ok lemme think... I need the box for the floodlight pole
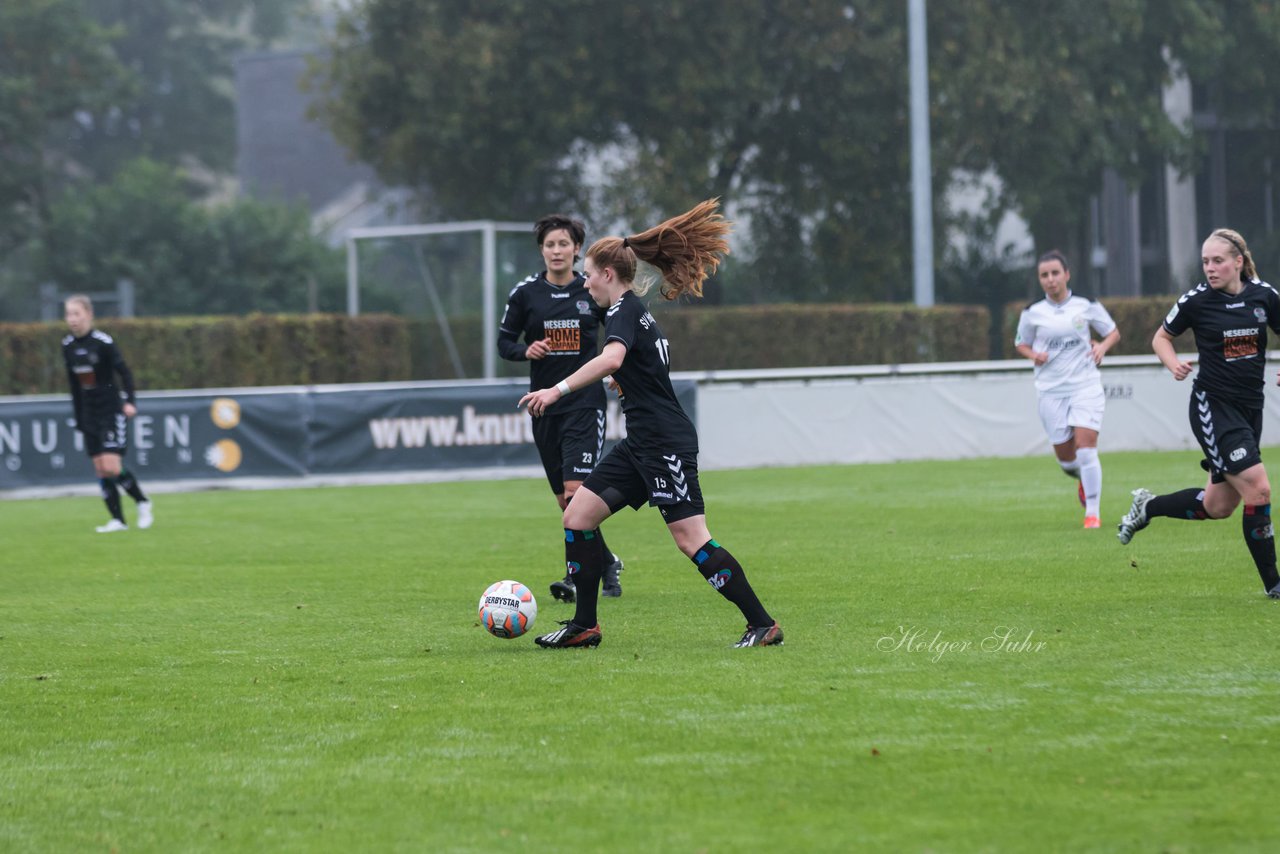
[909,0,935,307]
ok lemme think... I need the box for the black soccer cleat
[601,556,624,598]
[734,622,784,648]
[550,576,576,603]
[534,620,602,648]
[1267,584,1280,600]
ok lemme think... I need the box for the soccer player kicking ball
[519,199,782,649]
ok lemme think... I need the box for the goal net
[345,221,542,380]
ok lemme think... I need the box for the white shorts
[1037,385,1105,446]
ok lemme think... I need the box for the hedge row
[0,314,411,396]
[2,299,1179,396]
[403,303,993,380]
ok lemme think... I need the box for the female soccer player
[62,294,153,532]
[499,214,624,602]
[1118,229,1280,597]
[519,199,782,648]
[1015,250,1121,528]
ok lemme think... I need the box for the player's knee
[562,506,590,530]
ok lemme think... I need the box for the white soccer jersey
[1015,293,1117,395]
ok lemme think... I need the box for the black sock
[1242,504,1280,592]
[691,539,772,627]
[117,468,147,503]
[593,528,614,564]
[99,478,123,523]
[565,529,606,628]
[1146,488,1208,520]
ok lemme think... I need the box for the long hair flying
[586,199,732,301]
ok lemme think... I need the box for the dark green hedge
[0,314,411,395]
[5,301,1103,395]
[1000,296,1175,359]
[657,303,991,369]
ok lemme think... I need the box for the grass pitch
[3,449,1280,852]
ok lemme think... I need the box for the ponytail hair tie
[621,237,630,249]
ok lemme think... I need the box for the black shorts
[81,411,128,457]
[582,437,705,524]
[532,407,605,495]
[1189,388,1263,483]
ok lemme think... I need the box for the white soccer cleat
[1117,488,1154,545]
[95,519,128,533]
[137,501,154,530]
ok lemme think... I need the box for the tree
[315,0,927,302]
[317,0,1280,305]
[0,0,130,253]
[67,0,310,180]
[931,0,1280,275]
[38,158,344,316]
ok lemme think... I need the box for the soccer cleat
[549,576,576,603]
[1077,481,1086,508]
[734,622,784,648]
[1117,488,1155,545]
[95,519,128,533]
[534,620,602,648]
[1268,584,1280,600]
[1083,515,1101,529]
[602,556,624,598]
[136,501,154,530]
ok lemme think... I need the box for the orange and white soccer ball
[478,580,538,639]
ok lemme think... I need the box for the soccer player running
[62,294,153,533]
[1015,250,1121,529]
[499,214,624,603]
[1118,228,1280,598]
[519,199,783,649]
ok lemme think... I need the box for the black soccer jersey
[1163,279,1280,407]
[62,328,136,428]
[498,272,607,413]
[603,291,696,453]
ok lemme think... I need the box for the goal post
[345,221,534,379]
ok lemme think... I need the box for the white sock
[1077,447,1101,516]
[1059,458,1081,479]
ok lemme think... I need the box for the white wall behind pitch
[693,360,1280,470]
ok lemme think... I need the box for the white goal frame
[345,220,531,379]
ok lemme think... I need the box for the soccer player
[519,199,783,649]
[1015,250,1121,529]
[62,294,153,533]
[1118,228,1280,598]
[499,214,624,602]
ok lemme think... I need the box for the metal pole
[345,236,359,316]
[482,223,497,379]
[909,0,935,306]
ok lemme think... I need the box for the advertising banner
[0,381,697,491]
[0,392,309,489]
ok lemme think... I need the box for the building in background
[234,49,418,247]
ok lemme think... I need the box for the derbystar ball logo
[485,595,521,609]
[708,569,731,590]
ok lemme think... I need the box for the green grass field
[3,449,1280,852]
